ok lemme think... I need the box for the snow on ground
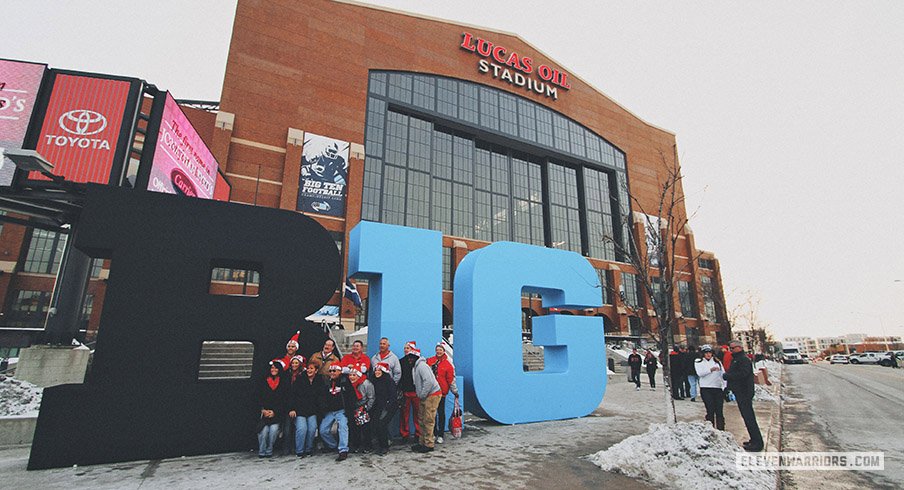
[753,384,777,403]
[587,421,775,490]
[0,376,43,417]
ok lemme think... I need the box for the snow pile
[753,384,777,403]
[587,421,774,490]
[0,375,43,417]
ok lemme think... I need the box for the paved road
[783,363,904,489]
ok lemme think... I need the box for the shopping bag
[450,398,463,438]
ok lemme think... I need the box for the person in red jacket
[426,342,459,444]
[340,340,371,375]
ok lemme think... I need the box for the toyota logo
[58,109,107,136]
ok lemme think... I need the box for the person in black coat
[288,362,324,457]
[643,350,658,389]
[723,341,763,451]
[370,361,399,455]
[258,360,287,457]
[627,349,643,390]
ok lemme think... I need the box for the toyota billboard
[146,92,220,199]
[32,72,140,184]
[0,59,46,186]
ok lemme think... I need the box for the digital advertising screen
[296,132,350,217]
[33,73,133,184]
[0,59,46,186]
[147,93,219,199]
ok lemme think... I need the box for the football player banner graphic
[296,133,349,217]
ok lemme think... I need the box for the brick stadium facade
[0,0,730,351]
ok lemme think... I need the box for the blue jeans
[294,414,318,454]
[319,409,348,453]
[258,422,280,456]
[687,375,698,399]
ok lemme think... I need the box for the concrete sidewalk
[0,371,780,489]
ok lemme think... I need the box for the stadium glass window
[209,266,261,297]
[621,272,640,308]
[363,71,628,260]
[8,290,52,328]
[442,247,452,291]
[23,229,67,275]
[595,268,612,305]
[701,275,718,321]
[678,280,697,318]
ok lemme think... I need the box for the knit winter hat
[290,355,306,366]
[269,359,286,370]
[348,368,362,377]
[376,362,390,373]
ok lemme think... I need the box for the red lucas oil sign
[460,32,571,100]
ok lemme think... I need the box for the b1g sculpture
[28,186,606,470]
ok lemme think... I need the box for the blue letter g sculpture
[455,242,607,424]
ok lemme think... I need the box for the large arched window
[362,71,630,261]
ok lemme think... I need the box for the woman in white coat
[695,345,726,430]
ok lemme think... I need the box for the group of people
[257,332,459,460]
[626,341,767,452]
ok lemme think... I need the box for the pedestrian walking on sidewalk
[669,346,685,400]
[628,348,643,390]
[723,341,763,452]
[686,345,700,401]
[695,345,725,430]
[644,350,658,389]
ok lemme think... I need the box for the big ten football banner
[296,133,349,217]
[0,59,46,185]
[147,92,219,199]
[32,73,136,184]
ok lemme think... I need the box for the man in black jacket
[723,341,763,451]
[627,348,643,391]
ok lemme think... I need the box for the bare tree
[728,289,774,354]
[601,148,701,424]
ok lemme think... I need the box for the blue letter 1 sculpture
[455,241,607,424]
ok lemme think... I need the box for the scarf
[379,351,391,360]
[290,369,301,383]
[351,376,366,400]
[266,376,280,391]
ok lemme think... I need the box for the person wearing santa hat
[411,347,443,453]
[280,331,301,371]
[282,354,306,454]
[427,342,459,444]
[343,367,374,454]
[370,337,402,384]
[289,361,323,457]
[340,340,371,376]
[369,361,397,455]
[398,341,421,441]
[257,359,287,458]
[319,363,350,461]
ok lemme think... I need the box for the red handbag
[450,398,463,438]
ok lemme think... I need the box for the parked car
[878,352,898,367]
[849,352,883,364]
[829,354,849,364]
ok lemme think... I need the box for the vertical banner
[147,93,219,199]
[296,133,349,217]
[32,74,132,184]
[0,60,46,185]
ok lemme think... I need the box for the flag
[344,278,362,307]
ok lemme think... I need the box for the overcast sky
[4,1,903,340]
